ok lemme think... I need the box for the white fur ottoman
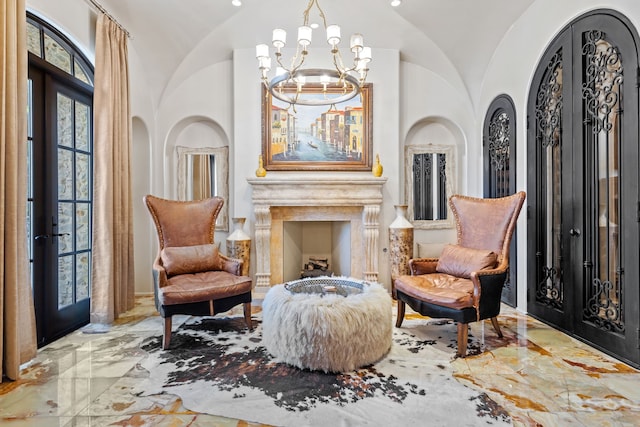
[262,277,392,373]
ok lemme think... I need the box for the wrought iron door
[483,95,517,306]
[527,10,639,366]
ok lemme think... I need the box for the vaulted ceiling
[98,0,536,104]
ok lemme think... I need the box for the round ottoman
[262,277,392,373]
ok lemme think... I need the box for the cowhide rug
[134,311,512,426]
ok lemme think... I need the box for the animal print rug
[134,311,512,426]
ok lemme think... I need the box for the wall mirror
[177,146,229,231]
[405,144,456,229]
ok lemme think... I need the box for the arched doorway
[27,13,94,345]
[483,94,517,306]
[527,9,640,366]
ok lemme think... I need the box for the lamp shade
[350,33,364,52]
[258,57,271,71]
[272,29,286,48]
[298,26,312,47]
[326,25,341,46]
[256,44,269,59]
[360,46,372,62]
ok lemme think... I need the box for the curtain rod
[84,0,132,39]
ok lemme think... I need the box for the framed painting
[261,83,372,171]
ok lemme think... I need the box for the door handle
[34,234,49,240]
[569,228,581,236]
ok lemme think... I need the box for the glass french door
[483,95,517,306]
[527,10,640,367]
[28,64,93,346]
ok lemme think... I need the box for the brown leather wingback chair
[144,195,253,349]
[394,191,525,357]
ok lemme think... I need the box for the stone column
[362,204,380,282]
[253,205,271,287]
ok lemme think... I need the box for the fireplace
[247,174,387,290]
[284,221,350,280]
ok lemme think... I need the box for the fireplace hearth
[248,174,387,291]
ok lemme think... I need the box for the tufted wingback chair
[144,195,253,349]
[394,191,525,357]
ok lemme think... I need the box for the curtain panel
[193,155,212,200]
[90,14,135,324]
[0,0,37,381]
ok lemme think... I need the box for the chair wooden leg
[244,302,253,330]
[395,300,406,327]
[456,323,468,357]
[490,316,503,338]
[163,316,172,350]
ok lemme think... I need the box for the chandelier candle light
[256,0,371,107]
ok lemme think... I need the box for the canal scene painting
[261,83,372,171]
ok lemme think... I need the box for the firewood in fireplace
[301,256,332,278]
[307,256,329,269]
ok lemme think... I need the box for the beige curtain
[192,155,212,200]
[0,0,37,381]
[90,14,134,324]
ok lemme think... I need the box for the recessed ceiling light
[310,23,319,29]
[390,0,402,7]
[232,0,242,6]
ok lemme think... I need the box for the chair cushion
[161,244,220,276]
[394,273,474,310]
[160,271,252,306]
[435,244,497,279]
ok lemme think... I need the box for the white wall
[27,0,640,309]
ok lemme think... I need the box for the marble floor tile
[1,296,639,426]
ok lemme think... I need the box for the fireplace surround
[247,174,387,290]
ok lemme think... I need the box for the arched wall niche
[404,117,467,196]
[164,116,230,231]
[402,116,466,254]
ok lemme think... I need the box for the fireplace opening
[282,221,351,282]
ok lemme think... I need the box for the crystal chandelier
[255,0,372,107]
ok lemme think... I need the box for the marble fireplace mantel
[247,174,388,289]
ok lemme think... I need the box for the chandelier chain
[303,0,328,29]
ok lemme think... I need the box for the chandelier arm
[274,45,307,80]
[359,69,369,85]
[332,49,362,76]
[332,51,347,74]
[291,49,307,76]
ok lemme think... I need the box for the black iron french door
[28,61,93,346]
[483,95,517,306]
[527,10,640,367]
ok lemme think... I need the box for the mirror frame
[176,146,229,231]
[404,144,456,230]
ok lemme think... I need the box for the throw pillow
[161,243,220,276]
[435,244,497,278]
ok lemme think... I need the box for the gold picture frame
[261,83,372,171]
